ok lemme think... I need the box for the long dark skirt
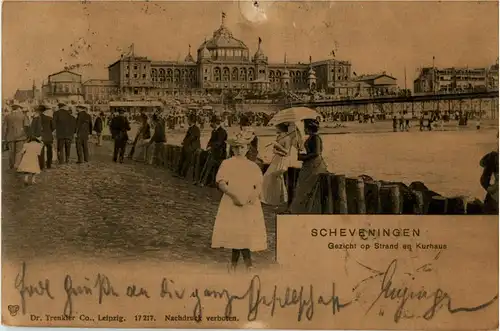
[483,194,499,214]
[289,156,328,214]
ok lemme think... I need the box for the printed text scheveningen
[311,228,420,238]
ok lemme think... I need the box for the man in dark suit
[30,104,55,169]
[75,104,93,163]
[148,114,166,165]
[53,102,76,164]
[177,114,201,178]
[109,108,131,163]
[93,112,104,146]
[198,115,227,187]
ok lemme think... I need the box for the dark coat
[150,120,166,143]
[76,111,93,138]
[30,114,54,143]
[207,126,227,161]
[53,109,76,139]
[480,151,499,214]
[41,114,55,143]
[182,124,201,152]
[110,115,131,141]
[93,117,103,133]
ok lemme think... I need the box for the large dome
[198,21,248,51]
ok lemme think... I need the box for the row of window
[151,68,196,77]
[126,64,147,71]
[50,84,81,94]
[269,78,309,84]
[85,86,119,93]
[124,71,347,83]
[125,73,147,79]
[198,49,250,59]
[438,76,488,81]
[153,78,197,83]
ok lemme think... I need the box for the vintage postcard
[1,0,499,329]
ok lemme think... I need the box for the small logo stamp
[8,305,20,317]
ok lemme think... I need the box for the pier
[297,91,499,119]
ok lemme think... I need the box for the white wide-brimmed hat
[227,131,254,147]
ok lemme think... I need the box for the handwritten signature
[356,254,499,322]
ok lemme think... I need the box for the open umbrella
[267,106,321,126]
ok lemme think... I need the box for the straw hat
[11,103,23,111]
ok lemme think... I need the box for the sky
[2,1,498,97]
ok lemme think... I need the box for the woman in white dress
[261,123,294,206]
[17,137,43,184]
[211,134,267,272]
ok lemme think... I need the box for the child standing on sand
[17,136,43,184]
[211,133,267,272]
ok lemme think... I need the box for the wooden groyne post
[154,143,487,215]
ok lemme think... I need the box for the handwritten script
[13,259,498,324]
[15,262,351,322]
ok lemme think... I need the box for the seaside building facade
[34,14,363,104]
[413,64,499,94]
[41,70,85,102]
[103,14,356,100]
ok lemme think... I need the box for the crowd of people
[105,107,331,271]
[3,99,497,272]
[2,102,99,183]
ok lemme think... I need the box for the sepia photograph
[1,1,498,329]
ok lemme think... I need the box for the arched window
[248,68,254,81]
[222,67,230,81]
[159,69,166,82]
[269,70,275,83]
[232,68,238,81]
[214,67,221,81]
[151,69,158,81]
[239,68,247,81]
[174,69,180,82]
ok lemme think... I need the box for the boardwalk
[1,142,277,268]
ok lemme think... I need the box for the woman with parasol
[266,107,327,213]
[288,118,328,213]
[260,122,299,207]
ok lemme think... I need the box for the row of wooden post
[150,143,484,215]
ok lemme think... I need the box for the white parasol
[267,106,322,126]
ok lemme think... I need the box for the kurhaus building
[35,14,397,104]
[105,14,353,99]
